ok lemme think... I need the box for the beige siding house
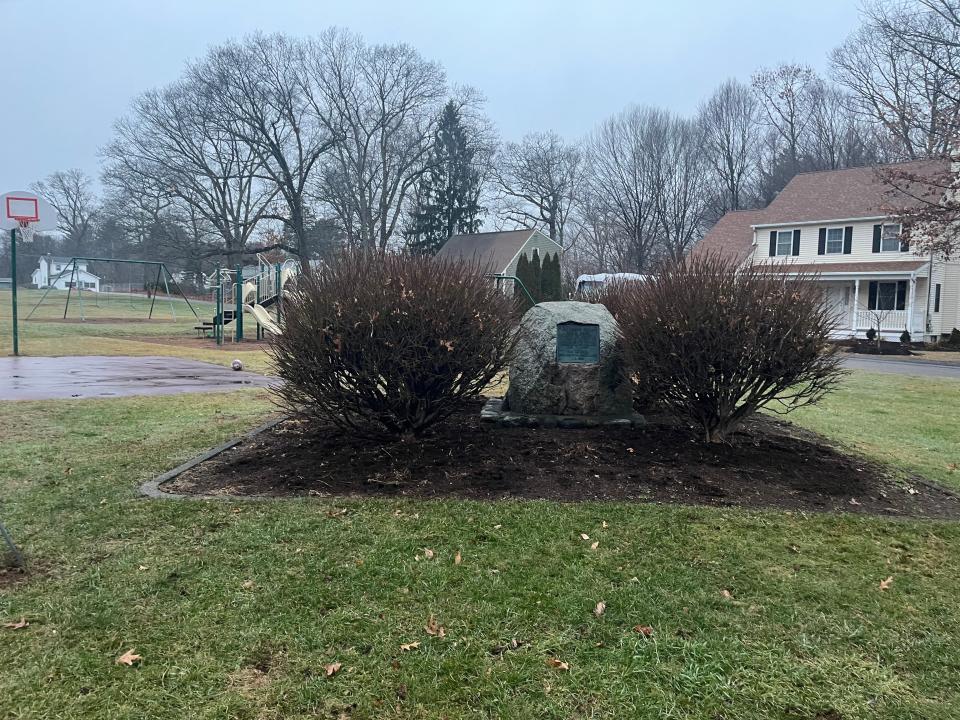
[695,160,954,341]
[436,228,561,285]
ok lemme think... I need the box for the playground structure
[205,254,299,344]
[24,257,202,323]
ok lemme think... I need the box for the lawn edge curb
[140,416,285,501]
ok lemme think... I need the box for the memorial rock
[503,301,632,417]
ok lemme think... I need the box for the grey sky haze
[2,0,861,194]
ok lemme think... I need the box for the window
[54,264,61,272]
[868,280,906,311]
[776,230,794,256]
[935,283,942,313]
[825,227,844,254]
[881,223,901,252]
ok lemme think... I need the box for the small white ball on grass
[231,359,244,371]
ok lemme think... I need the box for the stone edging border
[139,416,285,501]
[480,397,645,429]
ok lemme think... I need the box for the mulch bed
[164,402,960,519]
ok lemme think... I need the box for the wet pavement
[0,356,274,401]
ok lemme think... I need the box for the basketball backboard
[0,190,56,231]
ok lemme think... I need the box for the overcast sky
[2,0,861,194]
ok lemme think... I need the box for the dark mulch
[843,340,915,356]
[164,402,960,519]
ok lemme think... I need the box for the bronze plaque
[556,322,600,364]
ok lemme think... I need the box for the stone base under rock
[481,397,645,429]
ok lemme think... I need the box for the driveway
[0,355,274,401]
[843,355,960,379]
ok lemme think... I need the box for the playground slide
[244,303,282,334]
[242,280,257,303]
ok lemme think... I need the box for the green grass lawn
[0,288,276,373]
[2,376,960,719]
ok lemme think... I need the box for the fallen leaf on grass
[593,601,606,617]
[720,589,733,600]
[324,662,342,677]
[454,551,462,565]
[489,638,526,656]
[545,657,569,671]
[423,548,435,560]
[493,524,502,530]
[602,521,609,528]
[424,614,446,638]
[879,576,894,591]
[115,649,142,666]
[633,625,654,636]
[3,617,28,630]
[399,641,420,652]
[590,541,599,551]
[580,533,590,541]
[242,580,256,590]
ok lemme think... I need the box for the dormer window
[881,223,901,252]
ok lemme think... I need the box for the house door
[822,285,849,325]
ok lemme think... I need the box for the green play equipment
[208,254,297,345]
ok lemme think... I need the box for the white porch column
[851,279,860,337]
[907,276,917,335]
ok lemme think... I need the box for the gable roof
[691,159,948,262]
[437,229,557,272]
[690,209,767,263]
[757,159,947,225]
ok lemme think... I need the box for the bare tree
[103,75,276,267]
[32,169,98,255]
[307,28,448,251]
[698,79,761,213]
[654,117,711,261]
[832,5,959,159]
[496,131,583,246]
[752,63,819,175]
[585,107,664,271]
[196,33,338,262]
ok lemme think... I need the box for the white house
[31,256,100,292]
[694,160,954,342]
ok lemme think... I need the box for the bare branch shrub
[598,253,845,442]
[269,250,519,439]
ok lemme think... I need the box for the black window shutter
[843,226,853,254]
[896,281,907,310]
[900,233,909,252]
[769,231,777,257]
[792,229,801,256]
[868,281,878,310]
[935,284,942,312]
[817,228,826,255]
[872,224,882,253]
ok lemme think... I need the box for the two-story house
[694,160,952,342]
[31,255,101,292]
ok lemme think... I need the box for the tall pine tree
[406,101,483,255]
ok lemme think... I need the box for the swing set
[24,257,201,323]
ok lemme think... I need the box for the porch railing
[853,309,925,333]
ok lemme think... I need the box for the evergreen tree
[529,249,543,303]
[405,101,484,255]
[514,252,533,306]
[540,252,562,301]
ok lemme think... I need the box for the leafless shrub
[269,250,519,439]
[598,253,845,442]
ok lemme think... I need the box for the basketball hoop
[2,190,54,357]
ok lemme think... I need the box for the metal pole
[75,260,85,321]
[274,262,282,323]
[148,265,161,319]
[10,229,18,356]
[215,266,222,346]
[63,261,74,319]
[162,263,200,320]
[162,269,176,321]
[235,263,243,342]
